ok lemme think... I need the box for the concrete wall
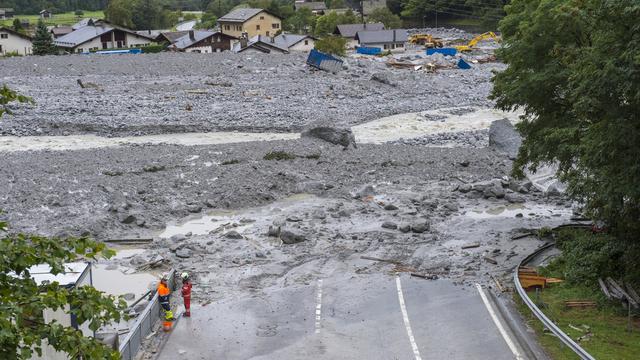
[220,11,281,38]
[289,38,315,52]
[0,30,32,55]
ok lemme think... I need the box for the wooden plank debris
[565,300,597,309]
[462,243,481,249]
[360,256,402,265]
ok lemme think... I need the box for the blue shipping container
[426,48,457,56]
[306,49,344,73]
[356,46,382,55]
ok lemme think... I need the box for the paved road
[158,274,523,360]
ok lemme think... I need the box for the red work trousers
[183,296,191,316]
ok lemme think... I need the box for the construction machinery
[454,31,500,52]
[408,34,444,48]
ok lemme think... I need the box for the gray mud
[0,52,501,137]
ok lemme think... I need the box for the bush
[142,44,166,53]
[554,229,624,285]
[1,51,22,58]
[264,151,296,161]
[221,159,239,165]
[314,36,346,57]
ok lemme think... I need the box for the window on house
[225,25,230,30]
[260,16,264,20]
[272,23,279,29]
[0,33,8,39]
[304,40,308,45]
[384,44,388,49]
[256,25,260,30]
[266,31,270,36]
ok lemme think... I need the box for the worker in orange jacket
[158,274,174,320]
[180,272,192,317]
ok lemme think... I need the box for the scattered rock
[352,185,376,199]
[123,293,136,301]
[186,204,202,213]
[399,224,411,233]
[505,193,525,203]
[143,164,165,173]
[267,226,281,237]
[381,221,398,230]
[225,230,243,239]
[118,213,137,224]
[384,204,399,211]
[170,234,186,242]
[411,221,430,233]
[489,119,522,159]
[371,72,396,87]
[175,248,192,258]
[302,126,357,149]
[280,230,306,244]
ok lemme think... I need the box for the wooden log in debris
[512,232,535,240]
[565,300,597,309]
[623,283,640,305]
[483,256,498,265]
[410,272,438,280]
[462,243,481,249]
[606,277,639,308]
[598,278,612,300]
[105,238,153,244]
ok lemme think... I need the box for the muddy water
[92,264,157,304]
[352,107,522,144]
[0,107,519,152]
[464,203,573,220]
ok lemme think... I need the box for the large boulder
[280,230,306,244]
[489,119,522,159]
[302,126,357,149]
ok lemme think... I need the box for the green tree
[197,11,218,29]
[491,0,640,239]
[287,8,316,33]
[75,10,84,16]
[32,19,57,56]
[12,18,23,33]
[368,7,402,29]
[0,86,32,118]
[205,0,234,18]
[132,0,166,29]
[314,35,346,56]
[0,220,128,359]
[105,0,134,29]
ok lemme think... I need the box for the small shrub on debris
[264,151,296,161]
[221,159,240,165]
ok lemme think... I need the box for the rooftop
[334,23,385,38]
[28,262,90,288]
[219,8,279,22]
[172,30,215,50]
[355,29,408,44]
[54,23,114,47]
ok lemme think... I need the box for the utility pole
[435,0,438,29]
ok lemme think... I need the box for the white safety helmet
[181,272,189,281]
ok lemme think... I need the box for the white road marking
[475,283,525,360]
[315,279,323,334]
[396,276,423,360]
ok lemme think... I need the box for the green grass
[1,11,105,27]
[263,151,296,161]
[515,271,640,359]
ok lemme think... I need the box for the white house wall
[186,45,212,53]
[289,39,315,52]
[0,31,32,55]
[69,32,153,53]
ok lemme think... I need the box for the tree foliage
[0,86,32,117]
[314,35,346,56]
[314,10,356,36]
[0,220,128,360]
[104,0,134,28]
[11,18,23,32]
[368,7,402,29]
[492,0,640,240]
[32,19,58,56]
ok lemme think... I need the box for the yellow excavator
[454,31,500,52]
[408,34,444,48]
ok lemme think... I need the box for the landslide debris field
[0,51,500,137]
[1,39,577,356]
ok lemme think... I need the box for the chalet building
[40,9,52,19]
[334,23,384,49]
[54,20,156,53]
[50,25,73,39]
[294,1,327,15]
[218,8,282,38]
[0,26,32,56]
[355,29,408,52]
[232,33,316,54]
[0,7,15,20]
[169,30,237,53]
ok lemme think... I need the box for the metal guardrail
[514,243,596,360]
[119,269,176,360]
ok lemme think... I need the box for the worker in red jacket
[180,272,192,317]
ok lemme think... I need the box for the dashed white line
[396,276,423,360]
[475,283,525,360]
[315,279,323,334]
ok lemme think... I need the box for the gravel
[0,52,502,137]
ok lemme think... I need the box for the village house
[233,33,316,54]
[0,7,14,20]
[169,30,237,53]
[355,28,408,52]
[218,8,282,38]
[54,19,156,53]
[157,31,191,45]
[294,1,327,15]
[40,9,52,19]
[334,23,384,49]
[0,26,32,56]
[50,25,73,39]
